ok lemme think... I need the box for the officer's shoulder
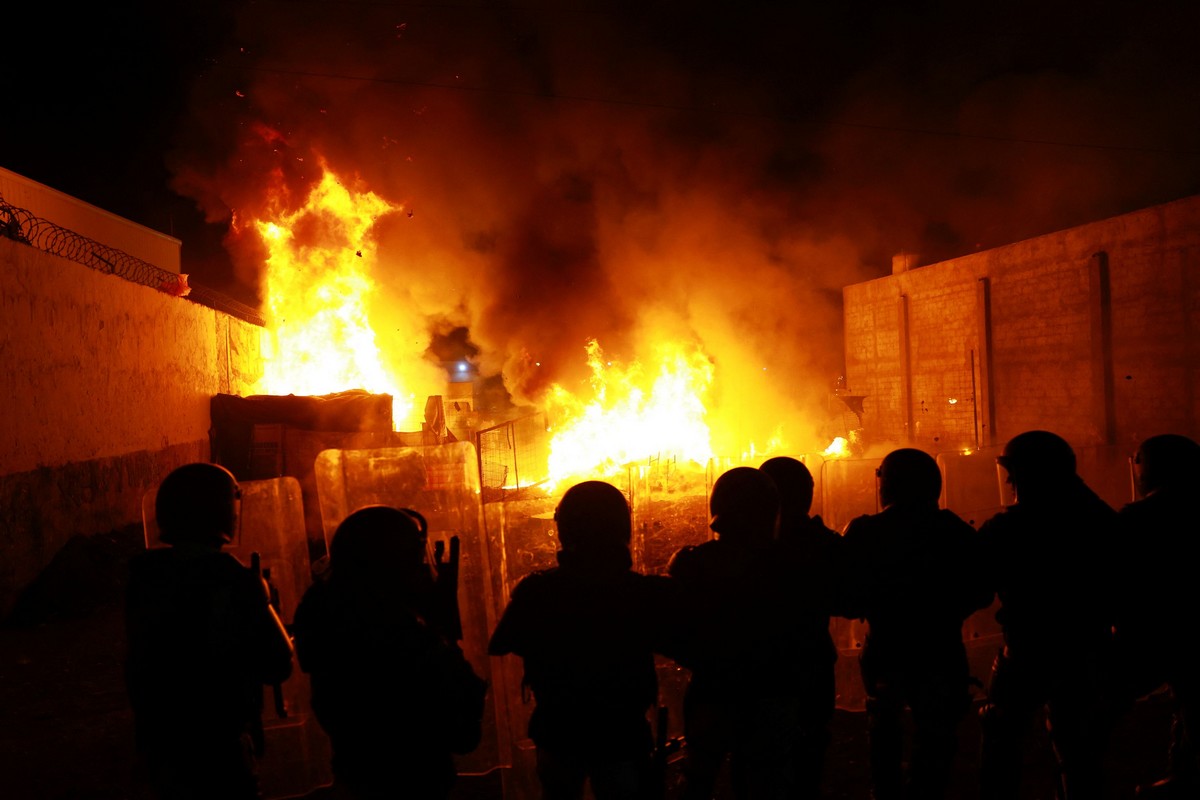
[634,568,677,587]
[666,542,711,573]
[841,512,877,538]
[977,506,1020,533]
[511,566,561,593]
[128,546,167,569]
[218,550,252,569]
[809,514,841,538]
[629,570,677,599]
[670,542,708,559]
[937,507,979,530]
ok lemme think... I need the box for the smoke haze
[7,1,1200,450]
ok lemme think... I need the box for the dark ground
[0,530,1178,800]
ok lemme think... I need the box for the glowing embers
[254,169,415,427]
[544,339,716,488]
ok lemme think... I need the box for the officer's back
[125,462,294,800]
[489,480,676,799]
[842,449,991,663]
[667,467,783,694]
[980,431,1118,658]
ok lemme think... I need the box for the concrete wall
[0,235,263,617]
[843,194,1200,500]
[0,166,181,273]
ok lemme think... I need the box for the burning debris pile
[235,163,852,488]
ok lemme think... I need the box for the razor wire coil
[1,194,264,326]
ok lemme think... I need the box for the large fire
[253,170,419,426]
[248,164,844,482]
[543,339,715,489]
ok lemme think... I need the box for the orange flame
[823,436,852,459]
[244,164,832,464]
[252,170,416,426]
[544,339,715,488]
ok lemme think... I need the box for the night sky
[6,1,1200,442]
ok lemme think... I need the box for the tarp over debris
[210,391,394,481]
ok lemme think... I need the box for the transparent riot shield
[1075,443,1138,509]
[140,476,310,619]
[936,447,1006,529]
[310,441,510,779]
[934,449,1005,693]
[818,456,881,535]
[629,457,714,783]
[817,455,881,712]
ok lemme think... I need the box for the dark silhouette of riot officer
[667,466,795,800]
[488,480,678,800]
[124,462,295,800]
[758,455,849,799]
[840,448,993,800]
[978,430,1120,800]
[291,505,486,800]
[1115,433,1200,799]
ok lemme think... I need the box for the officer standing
[124,462,295,800]
[1115,434,1200,798]
[841,448,993,800]
[292,505,487,800]
[978,430,1120,800]
[667,466,793,800]
[488,481,678,800]
[758,456,849,800]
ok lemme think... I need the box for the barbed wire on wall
[0,194,265,327]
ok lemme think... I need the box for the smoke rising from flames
[163,3,1200,456]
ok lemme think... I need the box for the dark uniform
[489,481,677,800]
[668,466,793,800]
[759,456,850,799]
[978,430,1120,800]
[841,448,993,800]
[1114,433,1200,798]
[292,505,487,800]
[124,463,295,800]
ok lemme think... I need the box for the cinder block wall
[0,236,263,617]
[844,194,1200,483]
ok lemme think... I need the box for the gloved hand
[432,535,463,642]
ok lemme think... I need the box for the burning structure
[5,4,1200,795]
[5,159,1199,795]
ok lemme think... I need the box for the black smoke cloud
[11,2,1197,450]
[164,2,1200,447]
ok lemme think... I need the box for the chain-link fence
[475,412,551,500]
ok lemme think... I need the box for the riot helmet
[877,448,942,509]
[554,480,632,552]
[997,430,1076,501]
[709,466,780,546]
[155,462,240,547]
[759,456,815,526]
[1132,433,1200,497]
[328,504,435,595]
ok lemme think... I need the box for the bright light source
[457,361,468,373]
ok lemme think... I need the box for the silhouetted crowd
[122,430,1200,800]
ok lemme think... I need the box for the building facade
[842,193,1200,505]
[0,170,264,618]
